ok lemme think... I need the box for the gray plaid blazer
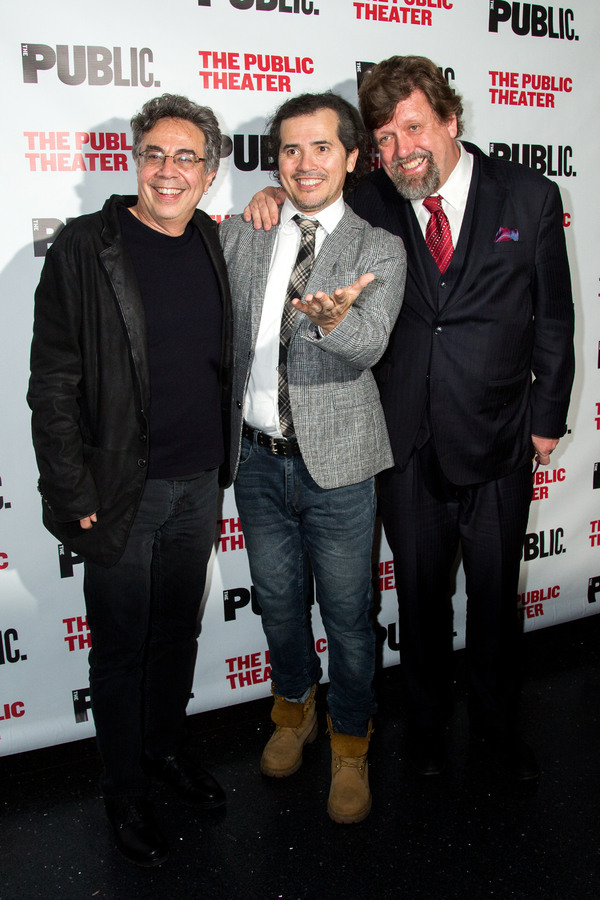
[220,204,406,489]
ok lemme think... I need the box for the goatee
[390,151,441,201]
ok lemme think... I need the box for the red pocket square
[495,227,519,242]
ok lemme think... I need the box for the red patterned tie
[423,195,453,274]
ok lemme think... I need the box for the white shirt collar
[411,141,473,215]
[280,193,345,235]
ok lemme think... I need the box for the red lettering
[11,702,25,718]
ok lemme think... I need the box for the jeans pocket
[237,435,254,467]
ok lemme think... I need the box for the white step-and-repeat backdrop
[1,1,598,755]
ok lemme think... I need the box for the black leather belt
[242,423,301,457]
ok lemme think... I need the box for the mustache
[390,150,433,171]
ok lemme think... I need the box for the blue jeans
[234,435,377,736]
[83,470,218,797]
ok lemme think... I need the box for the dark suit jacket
[348,142,575,485]
[28,194,233,567]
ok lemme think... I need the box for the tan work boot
[327,714,373,824]
[260,684,318,777]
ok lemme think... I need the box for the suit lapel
[284,208,357,340]
[442,152,508,311]
[396,199,440,314]
[100,236,151,410]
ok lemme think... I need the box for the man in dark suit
[244,56,574,781]
[350,55,574,780]
[28,95,232,865]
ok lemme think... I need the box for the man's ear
[346,147,360,173]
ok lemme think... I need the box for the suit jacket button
[435,326,443,334]
[137,458,146,467]
[440,281,447,289]
[236,400,242,409]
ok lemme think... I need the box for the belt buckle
[273,437,287,457]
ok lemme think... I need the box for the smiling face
[278,109,359,215]
[373,89,460,200]
[132,117,216,236]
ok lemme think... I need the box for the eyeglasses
[139,150,205,170]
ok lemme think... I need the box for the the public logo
[0,629,26,664]
[0,477,12,511]
[489,3,578,40]
[522,528,565,561]
[72,688,92,723]
[22,44,159,87]
[489,143,575,177]
[198,51,313,93]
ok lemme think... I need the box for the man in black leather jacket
[28,94,233,867]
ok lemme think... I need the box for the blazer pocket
[487,369,529,387]
[490,240,532,253]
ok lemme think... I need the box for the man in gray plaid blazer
[220,92,406,824]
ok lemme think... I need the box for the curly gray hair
[130,94,222,174]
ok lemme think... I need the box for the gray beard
[390,151,441,201]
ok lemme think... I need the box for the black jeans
[83,471,219,797]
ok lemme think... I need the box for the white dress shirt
[243,194,346,436]
[411,142,474,247]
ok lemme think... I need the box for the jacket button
[435,326,443,334]
[137,458,146,467]
[236,400,242,409]
[139,434,147,442]
[440,281,447,289]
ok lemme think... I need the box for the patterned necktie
[278,215,320,437]
[422,195,453,274]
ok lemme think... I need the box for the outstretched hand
[292,273,375,335]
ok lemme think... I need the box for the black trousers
[83,470,219,797]
[379,439,532,733]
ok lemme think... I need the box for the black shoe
[471,729,540,781]
[104,796,169,867]
[144,753,226,808]
[407,726,447,775]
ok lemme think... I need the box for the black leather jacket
[28,194,233,567]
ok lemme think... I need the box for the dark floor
[2,614,600,900]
